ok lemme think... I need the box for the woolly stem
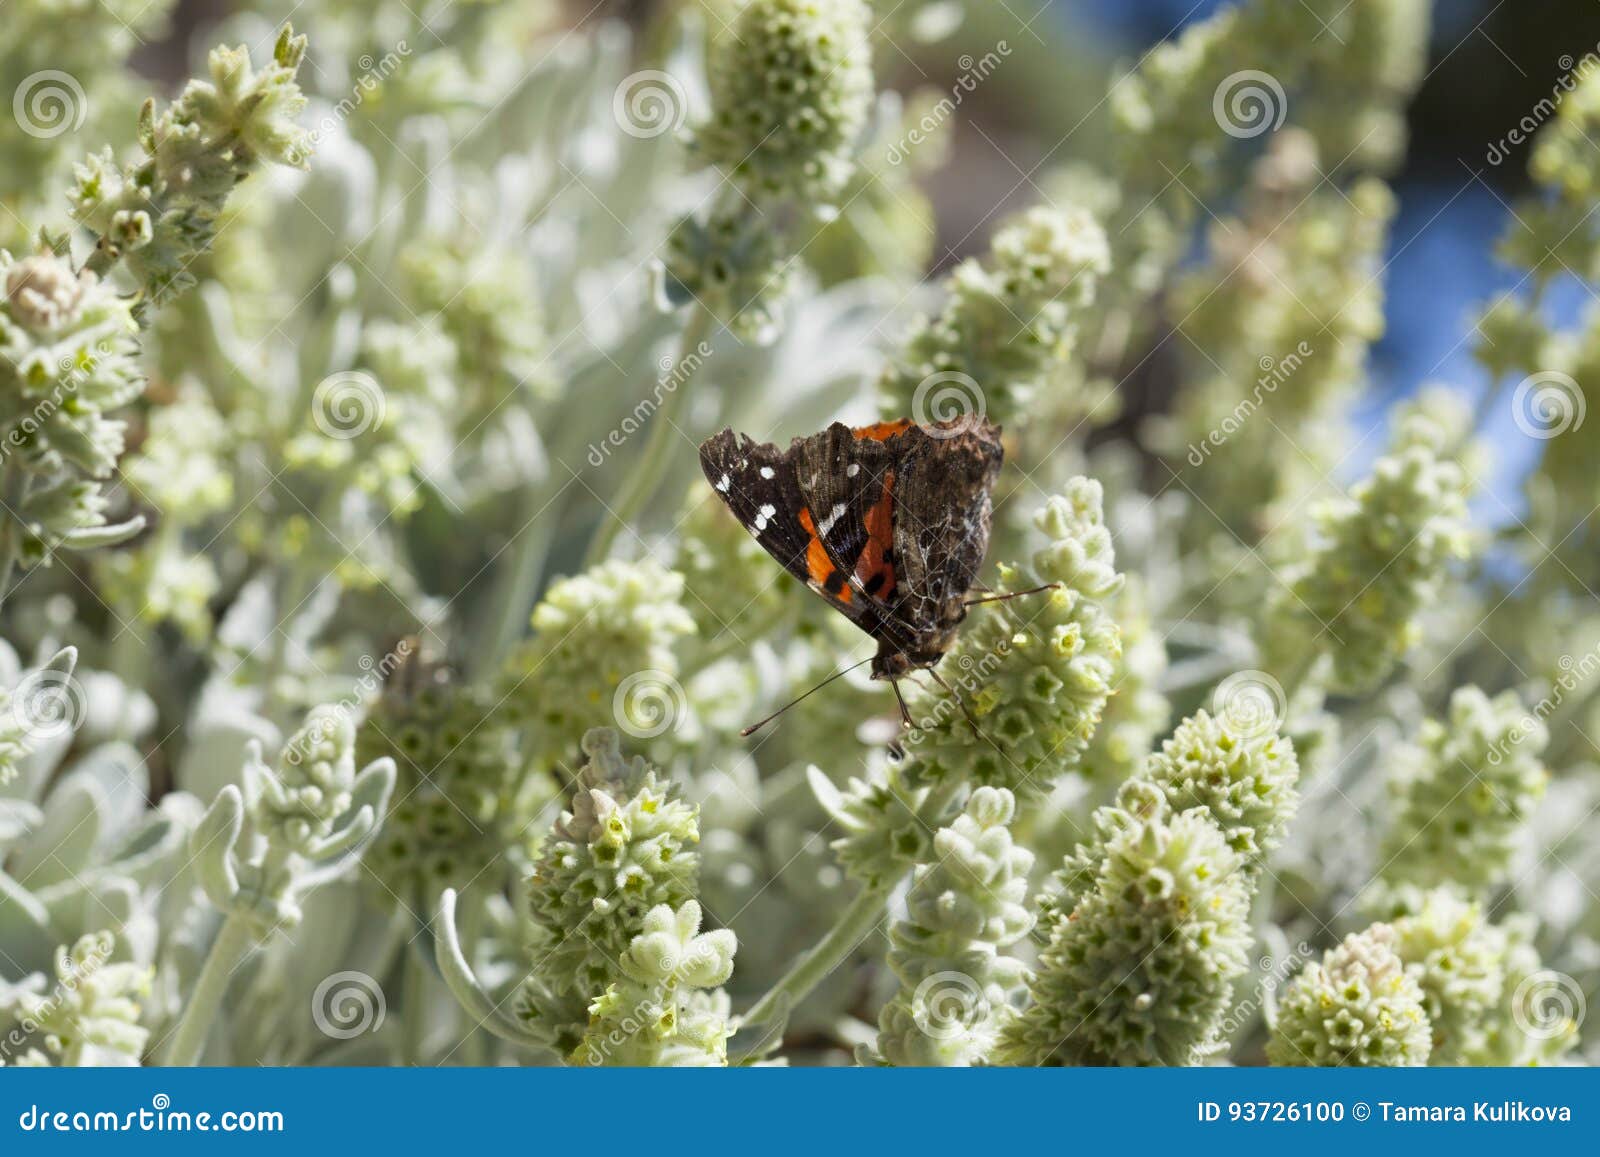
[734,778,962,1059]
[164,914,256,1066]
[582,305,714,569]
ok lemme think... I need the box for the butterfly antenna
[740,657,875,737]
[964,582,1061,607]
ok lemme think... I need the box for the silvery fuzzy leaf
[0,872,55,977]
[0,798,43,842]
[175,688,280,804]
[7,773,104,889]
[77,671,158,746]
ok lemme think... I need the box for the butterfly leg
[890,677,919,730]
[963,582,1061,607]
[927,666,985,737]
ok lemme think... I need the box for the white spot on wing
[755,503,776,531]
[759,466,775,479]
[715,473,731,492]
[817,502,847,537]
[846,463,860,478]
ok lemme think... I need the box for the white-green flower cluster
[1265,409,1472,693]
[503,559,696,765]
[570,900,737,1067]
[1380,687,1548,897]
[694,0,874,205]
[995,784,1251,1065]
[356,667,543,909]
[867,787,1034,1066]
[0,931,151,1067]
[518,729,702,1055]
[665,0,874,339]
[0,249,143,568]
[660,210,796,343]
[1141,708,1301,871]
[190,705,396,933]
[879,206,1109,426]
[1267,923,1432,1066]
[69,27,312,303]
[1389,890,1578,1066]
[901,478,1122,798]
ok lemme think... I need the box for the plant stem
[402,947,428,1065]
[734,780,962,1059]
[582,306,714,569]
[164,914,256,1066]
[737,879,890,1043]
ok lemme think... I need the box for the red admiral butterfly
[699,415,1050,735]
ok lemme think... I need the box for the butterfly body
[698,415,1003,682]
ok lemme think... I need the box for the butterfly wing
[698,428,874,630]
[886,417,1003,634]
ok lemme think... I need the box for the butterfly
[699,415,1049,735]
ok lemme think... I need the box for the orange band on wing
[851,419,913,442]
[798,506,853,603]
[854,470,896,599]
